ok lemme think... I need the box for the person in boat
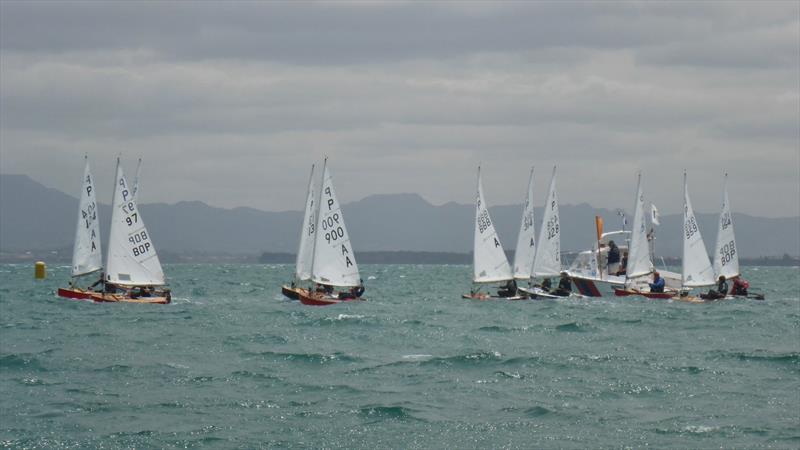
[497,279,518,298]
[89,273,105,291]
[353,280,365,298]
[704,275,729,300]
[607,241,621,275]
[616,251,628,276]
[539,278,552,293]
[731,277,749,296]
[553,272,572,296]
[648,271,665,293]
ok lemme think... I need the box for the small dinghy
[299,158,365,306]
[463,167,522,300]
[57,156,105,300]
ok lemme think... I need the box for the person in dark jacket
[607,241,621,275]
[553,272,572,297]
[539,278,552,293]
[497,279,518,297]
[703,275,728,300]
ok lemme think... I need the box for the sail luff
[294,164,316,281]
[681,172,715,287]
[131,158,142,204]
[472,166,513,283]
[532,166,562,278]
[513,166,537,280]
[71,156,103,277]
[625,172,653,280]
[713,173,740,279]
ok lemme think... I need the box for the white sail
[131,158,142,204]
[71,157,103,277]
[473,167,513,283]
[713,173,740,279]
[532,166,562,278]
[625,173,653,280]
[513,167,537,280]
[311,160,360,287]
[106,159,165,286]
[681,172,714,287]
[295,164,316,281]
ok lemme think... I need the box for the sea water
[1,264,798,448]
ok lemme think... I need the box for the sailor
[649,271,665,293]
[554,271,572,296]
[616,251,628,275]
[497,279,517,298]
[704,275,728,300]
[607,241,621,275]
[539,278,552,293]
[731,277,749,296]
[90,273,105,291]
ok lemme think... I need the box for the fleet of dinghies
[57,157,170,304]
[56,157,761,306]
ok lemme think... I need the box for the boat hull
[89,292,170,304]
[462,293,527,300]
[298,291,365,306]
[613,288,676,299]
[57,287,96,300]
[281,285,308,300]
[518,287,577,299]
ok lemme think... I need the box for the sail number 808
[128,231,151,257]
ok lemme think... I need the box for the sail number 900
[128,231,151,257]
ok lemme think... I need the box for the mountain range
[1,174,798,259]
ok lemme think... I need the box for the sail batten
[105,159,165,286]
[295,165,316,281]
[532,167,562,278]
[311,160,360,287]
[472,167,513,283]
[681,173,715,287]
[71,157,103,277]
[713,173,740,279]
[512,167,537,280]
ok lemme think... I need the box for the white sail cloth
[105,159,165,286]
[71,157,103,277]
[713,173,740,279]
[625,173,653,280]
[311,161,360,287]
[681,173,714,287]
[472,167,513,283]
[532,167,562,278]
[512,167,537,280]
[295,164,316,281]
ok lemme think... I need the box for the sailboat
[673,172,716,303]
[520,166,574,298]
[57,156,104,300]
[613,173,676,299]
[89,158,171,304]
[462,166,522,300]
[282,164,316,300]
[298,158,365,306]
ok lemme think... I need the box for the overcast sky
[1,1,798,217]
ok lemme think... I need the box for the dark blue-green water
[1,264,798,448]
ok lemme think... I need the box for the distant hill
[1,174,798,259]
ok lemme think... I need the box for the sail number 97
[719,240,736,266]
[128,231,151,257]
